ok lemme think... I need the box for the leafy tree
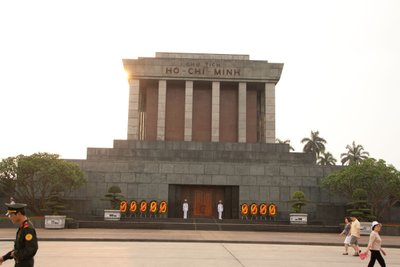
[301,130,327,159]
[321,158,400,220]
[275,138,295,151]
[317,151,337,166]
[0,153,86,215]
[102,185,124,209]
[340,141,370,165]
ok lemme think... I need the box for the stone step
[76,218,339,233]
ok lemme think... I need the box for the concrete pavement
[0,228,399,247]
[1,229,400,266]
[1,241,400,267]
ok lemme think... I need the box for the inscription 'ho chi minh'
[165,64,241,77]
[124,53,284,82]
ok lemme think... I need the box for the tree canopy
[321,158,400,220]
[301,130,327,158]
[346,188,375,221]
[317,151,337,166]
[275,138,295,151]
[340,141,370,165]
[0,153,86,215]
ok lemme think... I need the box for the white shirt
[183,202,189,211]
[368,231,382,250]
[218,203,223,212]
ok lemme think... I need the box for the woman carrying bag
[363,221,386,267]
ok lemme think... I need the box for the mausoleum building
[72,53,345,223]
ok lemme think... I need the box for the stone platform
[75,218,340,233]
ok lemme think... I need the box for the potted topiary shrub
[102,185,124,221]
[346,188,376,235]
[44,190,67,229]
[289,191,308,224]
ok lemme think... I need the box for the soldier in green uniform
[0,203,38,267]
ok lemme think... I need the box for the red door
[193,189,212,217]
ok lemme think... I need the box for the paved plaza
[0,241,400,267]
[0,229,399,266]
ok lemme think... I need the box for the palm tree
[301,131,327,158]
[340,141,370,165]
[317,151,337,166]
[275,138,295,151]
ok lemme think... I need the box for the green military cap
[5,202,27,216]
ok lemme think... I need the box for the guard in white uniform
[217,200,224,220]
[182,199,189,219]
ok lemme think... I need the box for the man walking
[349,216,361,256]
[0,202,38,266]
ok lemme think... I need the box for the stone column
[157,80,167,140]
[264,82,276,143]
[238,82,247,143]
[127,79,140,140]
[184,81,193,141]
[211,81,220,142]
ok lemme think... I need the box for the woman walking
[364,221,386,267]
[339,217,352,255]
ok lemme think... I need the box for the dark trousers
[368,250,386,267]
[15,258,34,267]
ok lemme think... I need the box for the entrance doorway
[193,189,212,217]
[168,185,239,219]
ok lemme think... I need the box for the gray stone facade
[70,140,345,223]
[66,53,347,224]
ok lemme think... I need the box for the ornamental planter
[44,215,66,229]
[104,209,121,221]
[289,191,308,224]
[290,213,308,224]
[360,221,372,235]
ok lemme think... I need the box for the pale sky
[1,0,399,169]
